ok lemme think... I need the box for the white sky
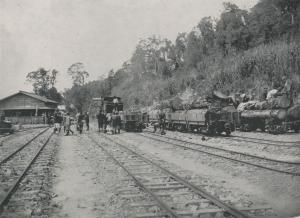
[0,0,258,99]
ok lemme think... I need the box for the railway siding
[139,132,300,176]
[0,128,54,216]
[88,132,273,218]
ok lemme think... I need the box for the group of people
[52,110,89,135]
[96,110,121,134]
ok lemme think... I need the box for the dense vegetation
[28,0,300,112]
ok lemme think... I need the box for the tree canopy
[26,68,62,103]
[61,0,300,112]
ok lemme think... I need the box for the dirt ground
[46,124,300,218]
[49,129,148,218]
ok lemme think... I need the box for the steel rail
[0,132,53,213]
[230,135,300,146]
[144,131,300,164]
[88,136,180,218]
[0,126,48,140]
[99,134,250,218]
[140,133,300,176]
[0,127,50,165]
[146,128,300,147]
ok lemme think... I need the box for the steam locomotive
[94,96,147,132]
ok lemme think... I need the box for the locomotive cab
[122,111,147,132]
[206,107,233,135]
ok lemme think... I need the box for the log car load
[239,104,300,133]
[241,109,287,120]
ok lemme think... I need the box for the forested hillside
[63,0,300,112]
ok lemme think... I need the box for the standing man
[158,109,166,135]
[96,110,103,132]
[116,111,121,134]
[77,111,84,134]
[65,113,74,135]
[111,111,117,134]
[260,87,268,101]
[53,110,61,134]
[85,112,89,131]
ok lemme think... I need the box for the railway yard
[0,124,299,218]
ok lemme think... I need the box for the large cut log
[241,109,287,120]
[268,94,291,109]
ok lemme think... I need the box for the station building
[0,91,59,124]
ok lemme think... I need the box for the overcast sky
[0,0,258,99]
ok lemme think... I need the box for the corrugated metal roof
[0,91,59,104]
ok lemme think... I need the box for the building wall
[0,93,47,110]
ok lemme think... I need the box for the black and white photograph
[0,0,300,217]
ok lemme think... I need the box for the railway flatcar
[150,106,236,135]
[239,107,300,134]
[171,108,235,135]
[121,111,148,132]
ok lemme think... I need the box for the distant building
[0,91,59,124]
[57,105,67,111]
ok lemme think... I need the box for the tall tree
[26,68,59,98]
[67,62,89,86]
[184,31,204,68]
[131,36,175,77]
[215,2,250,55]
[174,32,187,65]
[249,0,300,46]
[197,16,216,55]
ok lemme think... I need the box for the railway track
[151,126,300,148]
[0,125,49,140]
[229,135,300,147]
[89,133,272,218]
[0,127,50,163]
[139,132,300,176]
[0,128,53,214]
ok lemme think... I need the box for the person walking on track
[65,113,74,135]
